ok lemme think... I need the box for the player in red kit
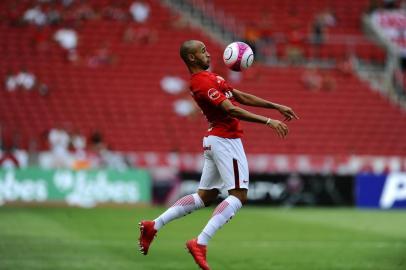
[139,40,299,270]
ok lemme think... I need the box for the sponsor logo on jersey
[225,90,233,99]
[208,88,220,100]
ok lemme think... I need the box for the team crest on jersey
[208,88,220,100]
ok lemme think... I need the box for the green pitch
[0,207,405,270]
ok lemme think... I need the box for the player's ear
[188,53,195,62]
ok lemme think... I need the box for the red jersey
[190,71,243,138]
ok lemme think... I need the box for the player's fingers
[275,126,283,138]
[278,125,287,138]
[281,123,289,137]
[286,111,294,118]
[290,110,299,119]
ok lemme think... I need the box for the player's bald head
[180,40,202,64]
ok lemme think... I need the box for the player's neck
[189,66,207,75]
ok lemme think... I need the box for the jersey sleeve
[219,78,233,91]
[196,78,227,107]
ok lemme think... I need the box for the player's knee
[198,189,219,206]
[228,189,248,205]
[237,194,247,205]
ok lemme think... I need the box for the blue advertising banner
[356,173,406,209]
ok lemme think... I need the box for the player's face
[193,43,210,70]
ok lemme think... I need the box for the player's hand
[276,105,299,122]
[266,119,289,138]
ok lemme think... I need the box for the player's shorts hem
[198,186,222,191]
[224,184,249,191]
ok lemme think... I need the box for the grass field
[0,206,405,270]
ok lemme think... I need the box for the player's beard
[197,57,210,70]
[201,59,210,70]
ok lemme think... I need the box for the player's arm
[219,99,289,138]
[232,89,299,121]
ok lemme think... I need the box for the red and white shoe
[138,220,157,255]
[186,238,211,270]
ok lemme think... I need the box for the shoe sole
[138,222,147,255]
[185,241,209,270]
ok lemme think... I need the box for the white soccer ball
[223,41,254,72]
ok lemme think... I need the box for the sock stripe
[212,201,229,216]
[173,194,195,206]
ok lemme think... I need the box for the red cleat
[138,220,157,255]
[186,238,211,270]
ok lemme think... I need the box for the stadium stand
[209,0,386,63]
[0,0,405,160]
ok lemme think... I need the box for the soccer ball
[223,41,254,72]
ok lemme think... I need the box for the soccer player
[139,40,299,270]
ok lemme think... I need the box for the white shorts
[199,135,249,191]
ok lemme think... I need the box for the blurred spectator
[122,24,157,44]
[103,2,128,21]
[123,24,136,43]
[320,9,337,27]
[86,131,105,167]
[48,127,71,168]
[5,72,18,92]
[243,22,261,56]
[301,68,322,91]
[285,26,305,65]
[169,13,190,30]
[71,130,90,170]
[173,98,197,118]
[62,0,74,8]
[160,76,186,94]
[87,43,117,68]
[130,1,150,23]
[302,68,336,92]
[71,131,86,153]
[287,8,301,30]
[32,26,51,52]
[89,131,107,152]
[47,3,62,25]
[23,5,47,26]
[15,69,36,91]
[258,10,275,61]
[311,15,326,46]
[0,128,24,169]
[337,56,354,76]
[258,9,274,43]
[4,69,49,94]
[54,28,78,51]
[321,72,336,91]
[38,82,50,97]
[54,28,79,62]
[75,0,97,21]
[8,3,23,27]
[0,149,20,169]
